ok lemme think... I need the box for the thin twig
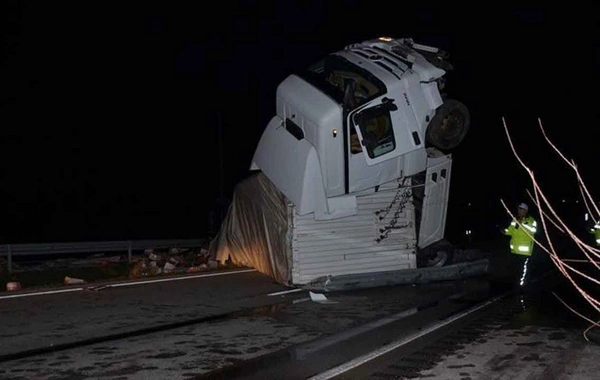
[503,118,600,332]
[553,292,598,341]
[538,119,600,219]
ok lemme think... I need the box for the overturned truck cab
[210,37,470,286]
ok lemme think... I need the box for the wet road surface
[0,269,284,359]
[327,275,600,379]
[3,249,598,379]
[0,272,468,379]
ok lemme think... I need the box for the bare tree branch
[503,117,600,338]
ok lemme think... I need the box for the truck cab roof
[297,37,447,112]
[343,37,447,83]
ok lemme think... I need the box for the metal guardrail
[0,239,207,273]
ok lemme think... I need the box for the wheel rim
[427,250,448,267]
[441,110,465,141]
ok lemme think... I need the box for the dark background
[1,2,597,244]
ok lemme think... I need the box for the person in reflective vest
[590,220,600,246]
[503,203,537,287]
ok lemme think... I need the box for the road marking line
[308,292,509,380]
[268,288,304,296]
[0,269,257,300]
[108,269,257,288]
[296,307,418,360]
[0,288,84,300]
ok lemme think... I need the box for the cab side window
[355,107,395,159]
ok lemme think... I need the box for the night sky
[1,2,597,243]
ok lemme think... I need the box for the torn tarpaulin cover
[208,172,293,286]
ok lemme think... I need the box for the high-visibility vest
[591,222,600,246]
[504,216,537,256]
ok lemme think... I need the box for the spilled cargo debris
[129,247,214,279]
[6,282,21,291]
[64,276,86,285]
[309,291,338,304]
[0,240,223,293]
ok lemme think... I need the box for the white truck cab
[251,37,468,222]
[211,37,471,286]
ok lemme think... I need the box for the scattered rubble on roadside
[2,244,214,274]
[1,243,224,291]
[186,264,208,273]
[64,276,86,285]
[6,281,21,291]
[128,247,216,279]
[1,245,489,292]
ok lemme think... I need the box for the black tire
[417,239,454,268]
[426,99,470,151]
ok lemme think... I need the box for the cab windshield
[298,55,385,110]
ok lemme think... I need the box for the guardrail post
[127,241,132,263]
[7,245,12,273]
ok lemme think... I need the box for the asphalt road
[325,275,600,380]
[3,249,590,380]
[0,268,471,379]
[0,269,286,358]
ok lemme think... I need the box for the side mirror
[381,97,398,111]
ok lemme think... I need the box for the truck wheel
[426,99,470,151]
[418,239,454,268]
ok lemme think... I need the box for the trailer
[210,37,470,286]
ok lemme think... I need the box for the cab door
[347,96,404,193]
[349,97,399,166]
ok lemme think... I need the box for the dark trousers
[512,254,531,287]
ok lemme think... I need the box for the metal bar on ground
[302,259,490,292]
